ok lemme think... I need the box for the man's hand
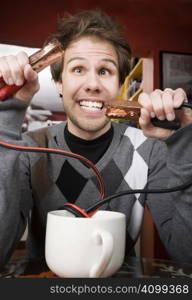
[138,88,192,139]
[0,52,40,103]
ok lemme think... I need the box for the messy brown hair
[50,9,131,85]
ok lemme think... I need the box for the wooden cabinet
[140,207,169,259]
[120,58,143,101]
[119,57,154,102]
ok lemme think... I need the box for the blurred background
[1,0,192,259]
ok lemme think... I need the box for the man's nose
[84,71,102,92]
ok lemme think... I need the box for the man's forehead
[65,36,118,60]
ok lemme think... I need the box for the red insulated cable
[0,141,106,207]
[63,203,90,218]
[0,77,24,101]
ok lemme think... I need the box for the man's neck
[64,124,114,164]
[66,121,111,140]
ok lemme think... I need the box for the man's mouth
[79,100,104,111]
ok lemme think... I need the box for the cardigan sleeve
[146,124,192,264]
[0,98,33,268]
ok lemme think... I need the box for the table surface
[1,256,192,278]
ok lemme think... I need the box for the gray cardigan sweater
[0,98,192,267]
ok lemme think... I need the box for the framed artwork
[161,51,192,100]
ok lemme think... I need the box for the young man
[0,10,192,268]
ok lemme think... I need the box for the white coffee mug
[45,210,126,278]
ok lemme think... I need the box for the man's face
[58,36,120,140]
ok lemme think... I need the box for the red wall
[1,0,192,89]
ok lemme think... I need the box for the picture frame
[160,51,192,100]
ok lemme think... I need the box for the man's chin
[81,119,110,132]
[72,119,111,137]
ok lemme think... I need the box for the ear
[55,81,63,97]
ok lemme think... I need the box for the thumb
[14,64,40,102]
[139,108,173,139]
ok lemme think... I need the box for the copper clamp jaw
[106,101,141,122]
[106,101,192,130]
[0,39,64,101]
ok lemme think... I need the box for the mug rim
[48,210,126,220]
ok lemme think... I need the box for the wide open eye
[73,67,83,74]
[99,68,110,76]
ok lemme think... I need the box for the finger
[163,88,174,94]
[139,108,153,129]
[173,88,188,107]
[23,64,38,82]
[150,90,165,120]
[0,56,14,85]
[17,51,29,70]
[18,52,38,85]
[6,55,25,86]
[153,88,164,96]
[15,64,40,102]
[162,89,175,121]
[140,107,174,139]
[138,92,155,118]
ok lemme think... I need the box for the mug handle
[89,230,114,278]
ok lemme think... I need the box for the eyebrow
[67,57,118,68]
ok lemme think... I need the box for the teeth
[79,101,103,109]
